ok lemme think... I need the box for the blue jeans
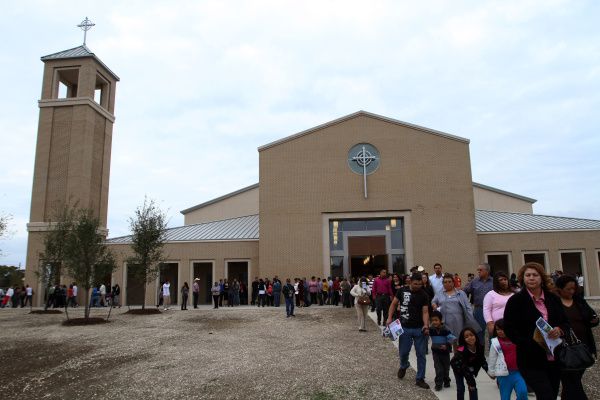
[454,370,478,400]
[473,306,486,344]
[274,292,281,307]
[285,297,294,316]
[398,327,427,381]
[497,371,528,400]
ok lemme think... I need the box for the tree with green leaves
[62,209,117,320]
[127,198,168,310]
[0,265,24,288]
[37,204,116,320]
[0,212,12,257]
[37,205,76,310]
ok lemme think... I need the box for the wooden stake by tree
[127,198,167,310]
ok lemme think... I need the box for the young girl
[487,319,528,400]
[450,327,489,400]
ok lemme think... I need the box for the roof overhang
[258,110,469,152]
[41,45,120,81]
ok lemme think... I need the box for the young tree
[0,265,24,288]
[0,212,12,257]
[62,209,117,320]
[127,198,168,310]
[37,205,76,310]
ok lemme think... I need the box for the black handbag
[555,329,595,371]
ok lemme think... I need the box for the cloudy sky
[1,0,599,267]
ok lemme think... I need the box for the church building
[108,111,600,306]
[24,45,600,307]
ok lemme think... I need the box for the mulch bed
[124,308,162,315]
[62,317,108,326]
[30,310,63,314]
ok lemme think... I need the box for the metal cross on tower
[77,17,95,45]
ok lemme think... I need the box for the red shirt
[498,337,518,371]
[454,276,462,288]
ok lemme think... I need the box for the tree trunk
[43,284,50,311]
[106,301,113,321]
[141,284,146,310]
[84,287,90,319]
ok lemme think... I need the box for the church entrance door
[348,236,387,278]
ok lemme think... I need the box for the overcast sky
[1,0,599,267]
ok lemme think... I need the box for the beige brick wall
[109,241,259,306]
[259,114,480,279]
[184,186,259,225]
[478,231,600,296]
[473,186,533,213]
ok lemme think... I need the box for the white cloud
[1,0,599,266]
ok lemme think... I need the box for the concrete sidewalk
[367,310,526,400]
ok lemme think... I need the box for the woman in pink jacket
[483,272,514,337]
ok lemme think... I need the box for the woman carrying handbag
[350,277,371,332]
[555,274,598,399]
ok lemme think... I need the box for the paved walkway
[366,310,529,400]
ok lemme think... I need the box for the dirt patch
[0,338,150,397]
[291,312,323,322]
[184,315,245,329]
[124,308,162,315]
[62,317,109,326]
[30,309,62,314]
[0,306,437,399]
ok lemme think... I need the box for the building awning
[107,214,259,244]
[475,210,600,233]
[107,210,600,244]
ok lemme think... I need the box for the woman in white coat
[350,277,372,332]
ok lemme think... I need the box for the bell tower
[24,41,119,303]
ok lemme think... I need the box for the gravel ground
[0,305,438,400]
[2,303,599,399]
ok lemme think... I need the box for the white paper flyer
[388,319,404,340]
[535,317,563,355]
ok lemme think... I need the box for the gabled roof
[107,215,259,244]
[181,183,259,215]
[41,45,120,81]
[107,210,600,243]
[258,110,470,151]
[473,182,536,203]
[475,210,600,233]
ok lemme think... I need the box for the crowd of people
[370,262,598,400]
[4,261,596,399]
[153,265,596,398]
[0,284,33,308]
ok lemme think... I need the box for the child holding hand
[429,310,456,391]
[450,327,490,400]
[487,319,528,400]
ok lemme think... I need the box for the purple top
[372,277,393,297]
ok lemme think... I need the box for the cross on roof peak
[77,17,95,46]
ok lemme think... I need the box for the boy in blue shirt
[429,310,456,391]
